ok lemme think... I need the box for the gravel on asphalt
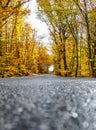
[0,74,96,130]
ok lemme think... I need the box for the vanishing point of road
[0,74,96,130]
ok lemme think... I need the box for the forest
[0,0,96,78]
[0,0,51,77]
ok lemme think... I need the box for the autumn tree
[72,0,96,76]
[0,0,52,77]
[37,43,52,73]
[37,0,96,77]
[37,0,71,76]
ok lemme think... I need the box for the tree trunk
[75,38,78,77]
[63,43,67,70]
[85,15,93,77]
[0,33,2,56]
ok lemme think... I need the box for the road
[0,74,96,130]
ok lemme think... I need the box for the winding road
[0,74,96,130]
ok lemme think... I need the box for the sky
[26,0,54,71]
[26,0,50,46]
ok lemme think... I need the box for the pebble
[83,121,89,128]
[17,107,23,113]
[39,124,49,130]
[4,123,12,129]
[87,98,91,103]
[63,111,70,119]
[93,122,96,128]
[71,112,78,118]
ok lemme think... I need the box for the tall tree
[72,0,96,76]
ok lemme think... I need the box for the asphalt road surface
[0,74,96,130]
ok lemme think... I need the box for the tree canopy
[0,0,52,77]
[37,0,96,77]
